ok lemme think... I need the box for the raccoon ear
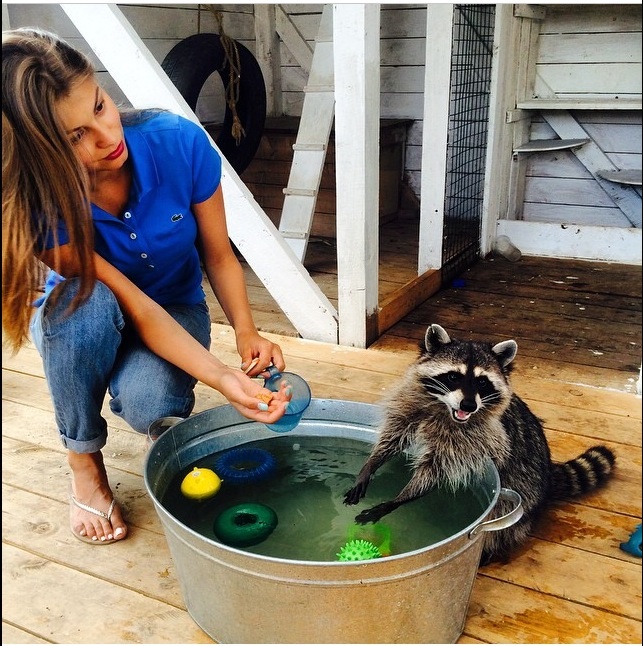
[492,340,518,367]
[425,324,451,351]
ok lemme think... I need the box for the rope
[207,7,246,145]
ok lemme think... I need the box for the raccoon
[344,323,615,564]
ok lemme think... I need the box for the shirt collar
[123,122,160,200]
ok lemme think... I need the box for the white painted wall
[523,112,641,228]
[498,4,642,262]
[516,5,642,232]
[5,2,641,264]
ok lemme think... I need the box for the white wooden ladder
[278,5,335,261]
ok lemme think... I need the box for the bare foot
[68,450,128,543]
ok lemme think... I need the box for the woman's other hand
[217,367,291,423]
[237,330,286,377]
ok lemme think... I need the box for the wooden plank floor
[3,238,642,643]
[209,210,641,394]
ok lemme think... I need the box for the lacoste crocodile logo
[171,213,184,222]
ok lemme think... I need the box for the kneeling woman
[2,28,291,545]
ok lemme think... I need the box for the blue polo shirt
[38,112,221,306]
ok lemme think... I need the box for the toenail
[115,528,124,537]
[92,536,98,541]
[100,536,106,541]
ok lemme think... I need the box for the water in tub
[161,435,487,562]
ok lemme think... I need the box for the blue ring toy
[214,448,277,484]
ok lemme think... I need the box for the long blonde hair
[2,28,97,352]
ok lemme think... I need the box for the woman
[2,28,291,545]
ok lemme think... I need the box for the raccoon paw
[355,503,391,525]
[343,485,366,505]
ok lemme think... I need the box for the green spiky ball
[336,539,382,562]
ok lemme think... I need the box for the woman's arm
[39,245,290,422]
[193,185,285,376]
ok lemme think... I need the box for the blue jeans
[30,279,211,453]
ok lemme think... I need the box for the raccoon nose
[460,399,477,413]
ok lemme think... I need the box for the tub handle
[469,488,523,538]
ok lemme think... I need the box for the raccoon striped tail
[550,445,615,499]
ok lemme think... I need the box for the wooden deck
[2,240,642,643]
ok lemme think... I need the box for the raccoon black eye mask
[420,368,507,423]
[344,323,615,564]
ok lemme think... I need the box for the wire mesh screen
[441,5,496,285]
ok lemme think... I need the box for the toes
[110,506,128,541]
[70,498,128,543]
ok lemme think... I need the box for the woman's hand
[217,366,291,423]
[236,330,286,377]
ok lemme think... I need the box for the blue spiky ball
[336,539,382,562]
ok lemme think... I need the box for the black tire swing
[161,33,266,175]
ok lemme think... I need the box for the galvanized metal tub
[144,399,522,644]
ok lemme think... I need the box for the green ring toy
[214,503,278,547]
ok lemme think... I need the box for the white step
[513,138,589,154]
[597,169,642,187]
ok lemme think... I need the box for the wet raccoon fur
[344,323,615,564]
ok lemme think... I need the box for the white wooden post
[418,4,453,274]
[481,5,517,256]
[60,3,339,344]
[253,4,283,117]
[333,4,380,348]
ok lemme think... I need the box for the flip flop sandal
[70,495,118,545]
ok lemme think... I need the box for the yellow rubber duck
[180,467,222,500]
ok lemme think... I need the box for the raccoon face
[417,324,517,424]
[419,365,507,423]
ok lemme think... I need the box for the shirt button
[148,265,155,269]
[141,253,148,259]
[124,212,132,219]
[130,233,137,240]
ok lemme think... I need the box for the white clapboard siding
[506,2,642,255]
[282,65,425,95]
[535,66,641,100]
[527,4,642,103]
[118,5,221,40]
[520,111,641,227]
[380,38,427,67]
[542,4,642,32]
[7,2,641,264]
[538,33,641,64]
[528,151,640,179]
